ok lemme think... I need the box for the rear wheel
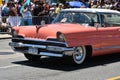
[24,53,41,61]
[72,46,86,65]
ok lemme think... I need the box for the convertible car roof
[61,8,120,14]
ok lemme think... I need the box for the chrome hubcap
[74,47,83,61]
[73,46,86,64]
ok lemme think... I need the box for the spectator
[49,3,57,15]
[1,0,9,23]
[105,1,112,9]
[113,0,120,11]
[110,1,116,10]
[0,20,9,32]
[21,2,32,26]
[55,3,63,15]
[29,0,35,14]
[7,2,21,26]
[80,0,89,8]
[41,2,50,24]
[97,1,106,9]
[91,0,98,8]
[17,0,23,16]
[43,1,50,15]
[63,2,70,9]
[33,1,44,25]
[49,3,57,21]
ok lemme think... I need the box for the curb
[0,37,12,39]
[0,34,12,39]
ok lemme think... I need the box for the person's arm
[22,7,28,13]
[13,7,18,16]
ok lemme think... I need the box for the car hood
[14,23,95,40]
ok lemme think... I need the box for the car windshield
[52,12,98,26]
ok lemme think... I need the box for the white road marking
[107,76,120,80]
[0,53,24,59]
[0,64,21,69]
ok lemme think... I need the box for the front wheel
[24,53,41,61]
[72,46,86,65]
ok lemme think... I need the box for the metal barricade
[19,15,51,26]
[0,15,52,34]
[25,15,51,25]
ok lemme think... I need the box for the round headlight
[57,32,65,42]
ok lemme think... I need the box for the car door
[97,13,120,55]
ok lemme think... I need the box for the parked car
[9,8,120,65]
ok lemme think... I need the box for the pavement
[0,34,12,39]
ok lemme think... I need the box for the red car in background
[9,8,120,65]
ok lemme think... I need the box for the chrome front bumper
[9,42,74,57]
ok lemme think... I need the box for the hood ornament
[36,25,43,33]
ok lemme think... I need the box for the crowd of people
[0,0,119,28]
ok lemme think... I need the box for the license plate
[28,47,38,54]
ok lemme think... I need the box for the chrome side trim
[94,46,120,51]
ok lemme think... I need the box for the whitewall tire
[72,46,86,65]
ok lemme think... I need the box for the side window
[72,13,99,26]
[72,13,90,23]
[101,13,120,27]
[85,13,99,26]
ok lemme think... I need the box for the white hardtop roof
[61,8,120,14]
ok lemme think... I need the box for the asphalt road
[0,39,120,80]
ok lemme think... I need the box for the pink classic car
[9,8,120,65]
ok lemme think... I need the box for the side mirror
[94,22,101,30]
